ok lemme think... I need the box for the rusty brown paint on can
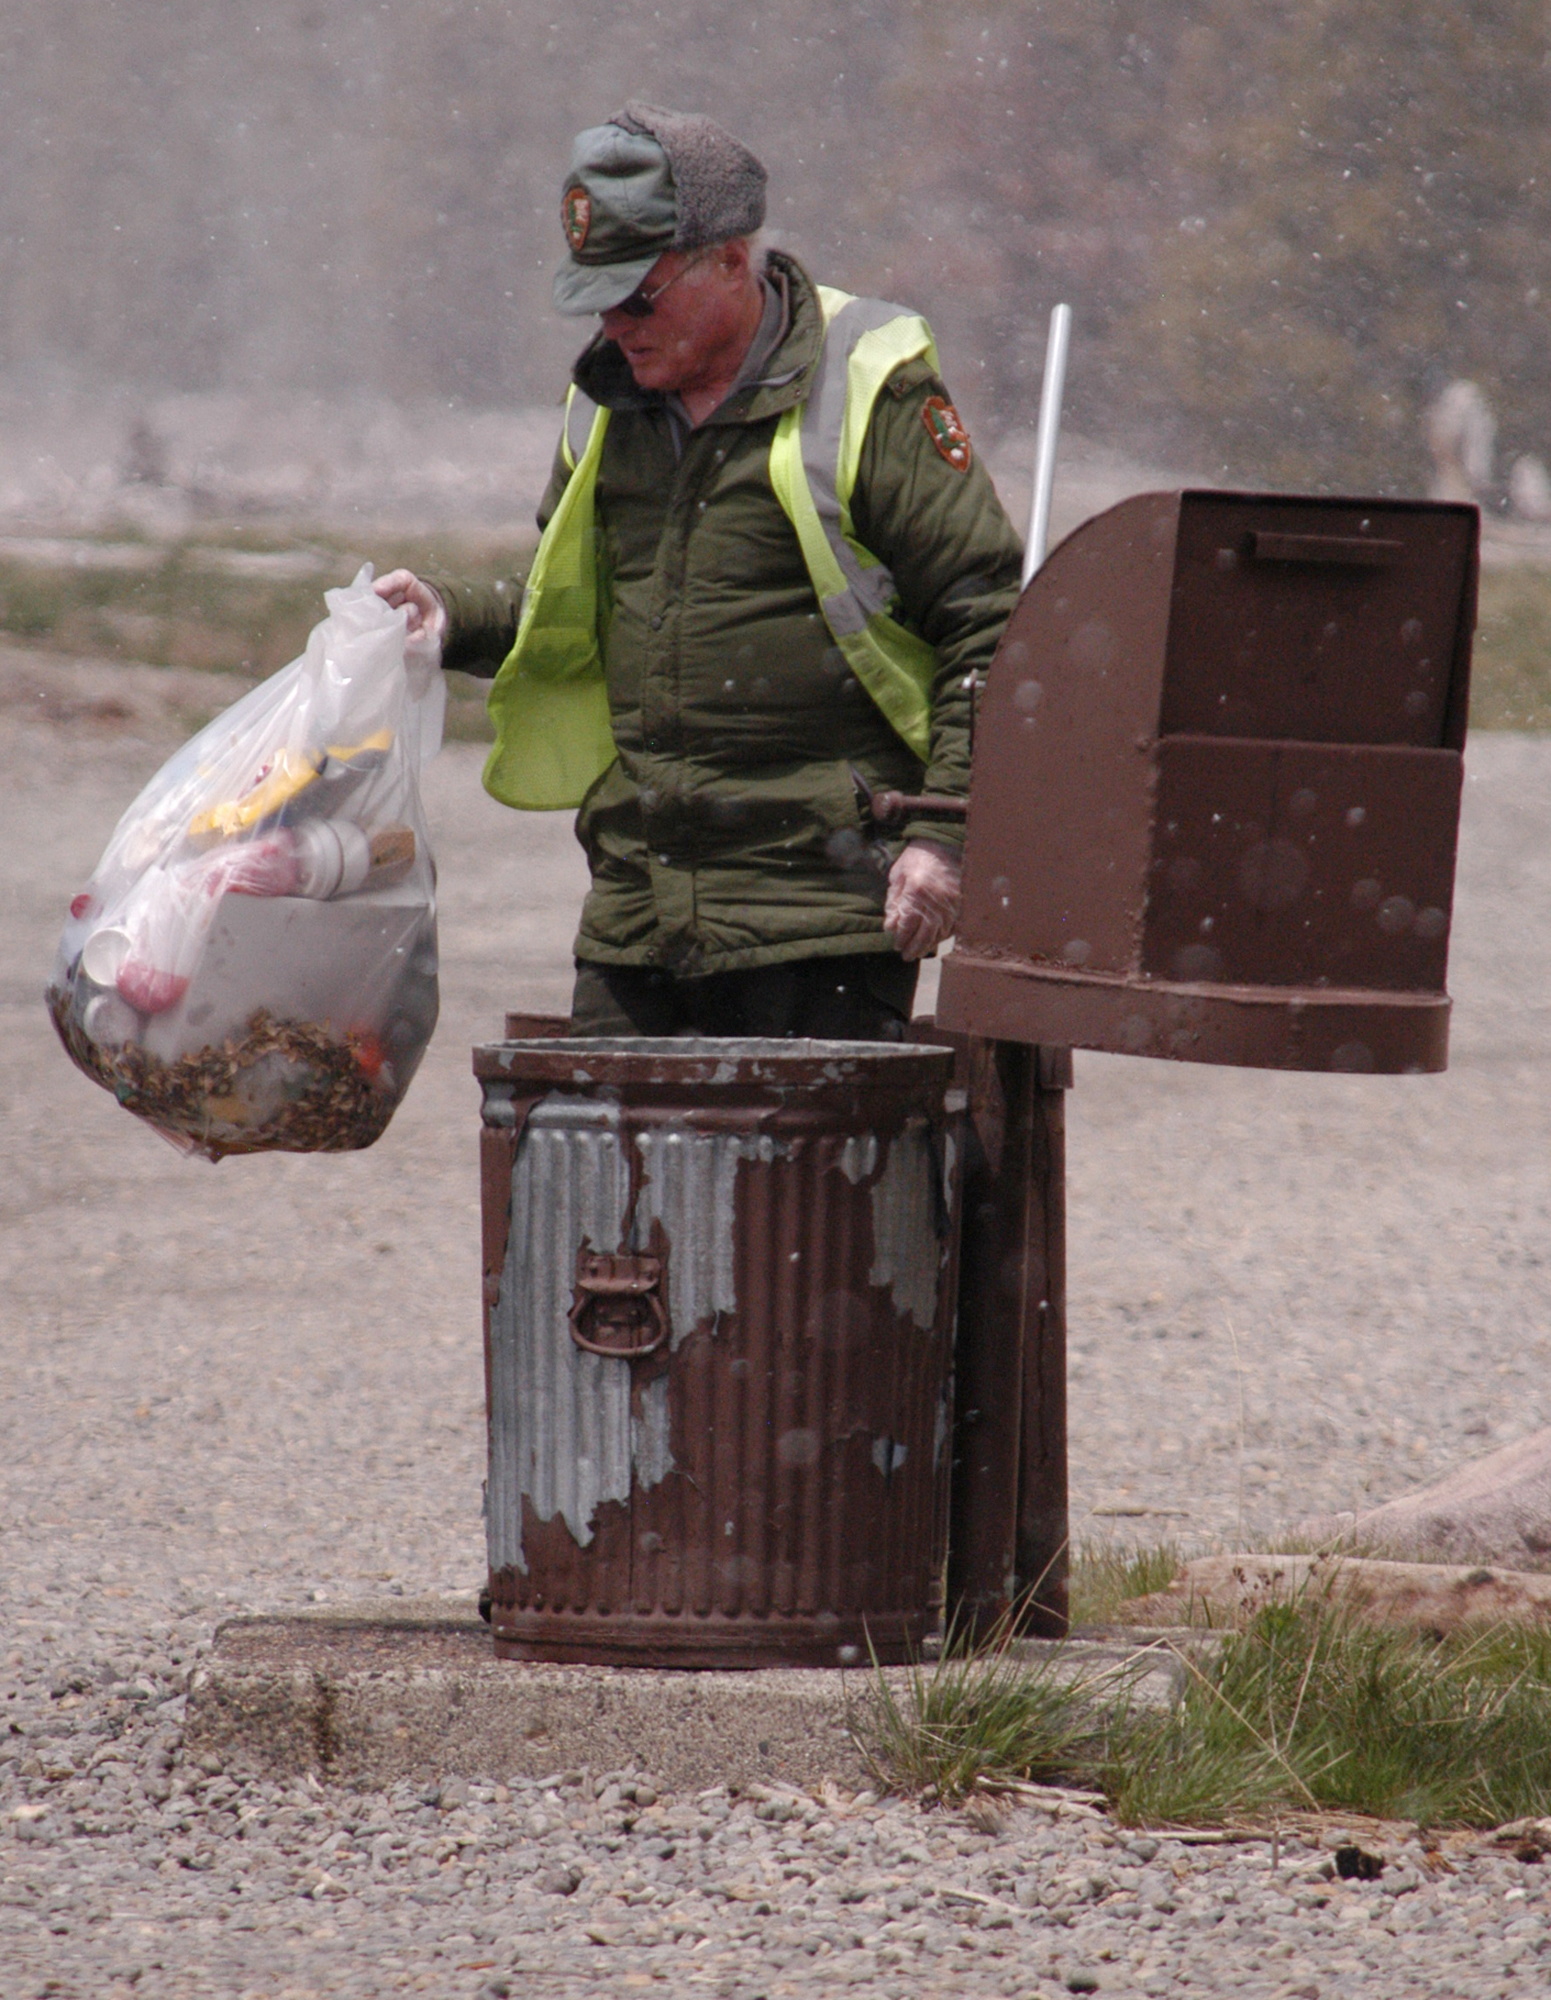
[502,1011,570,1040]
[473,1037,962,1668]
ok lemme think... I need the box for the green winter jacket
[435,253,1023,976]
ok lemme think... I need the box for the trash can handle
[569,1248,670,1360]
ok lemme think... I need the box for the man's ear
[717,236,753,282]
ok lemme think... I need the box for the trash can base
[490,1610,931,1670]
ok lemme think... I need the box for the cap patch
[922,396,972,472]
[561,185,593,252]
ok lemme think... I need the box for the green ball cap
[552,125,679,317]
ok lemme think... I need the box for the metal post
[946,302,1074,1641]
[1016,1044,1069,1633]
[1023,303,1072,590]
[947,1038,1070,1639]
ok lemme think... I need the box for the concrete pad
[185,1596,1181,1794]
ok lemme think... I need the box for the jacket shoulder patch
[922,394,973,472]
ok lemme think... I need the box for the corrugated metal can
[474,1036,962,1667]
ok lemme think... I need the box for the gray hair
[740,228,772,278]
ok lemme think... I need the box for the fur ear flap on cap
[610,101,767,249]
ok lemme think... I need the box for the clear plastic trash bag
[47,565,444,1160]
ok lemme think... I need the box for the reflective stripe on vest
[767,287,939,760]
[561,386,598,472]
[482,289,938,810]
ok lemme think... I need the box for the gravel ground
[4,653,1551,1996]
[4,1729,1548,2000]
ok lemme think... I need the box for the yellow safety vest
[483,287,942,810]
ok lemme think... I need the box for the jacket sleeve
[423,436,574,681]
[847,358,1024,848]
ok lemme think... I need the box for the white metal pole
[1022,302,1072,590]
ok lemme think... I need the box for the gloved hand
[885,839,962,961]
[373,569,448,677]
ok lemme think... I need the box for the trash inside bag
[47,565,444,1160]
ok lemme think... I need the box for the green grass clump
[857,1580,1551,1827]
[856,1617,1108,1804]
[1069,1541,1184,1627]
[1106,1601,1551,1828]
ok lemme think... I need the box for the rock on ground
[1122,1551,1551,1633]
[1296,1427,1551,1570]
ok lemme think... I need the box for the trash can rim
[473,1035,959,1089]
[478,1034,954,1057]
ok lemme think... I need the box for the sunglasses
[609,250,713,320]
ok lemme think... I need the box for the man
[377,102,1023,1039]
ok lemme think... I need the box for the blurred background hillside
[2,0,1551,726]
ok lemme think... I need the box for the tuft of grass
[852,1612,1113,1805]
[856,1582,1551,1828]
[1069,1541,1185,1627]
[1105,1600,1551,1828]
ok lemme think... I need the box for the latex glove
[373,568,448,677]
[885,839,962,961]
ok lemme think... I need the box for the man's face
[598,247,750,395]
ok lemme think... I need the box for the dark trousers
[570,953,918,1041]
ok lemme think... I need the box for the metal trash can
[475,1036,962,1667]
